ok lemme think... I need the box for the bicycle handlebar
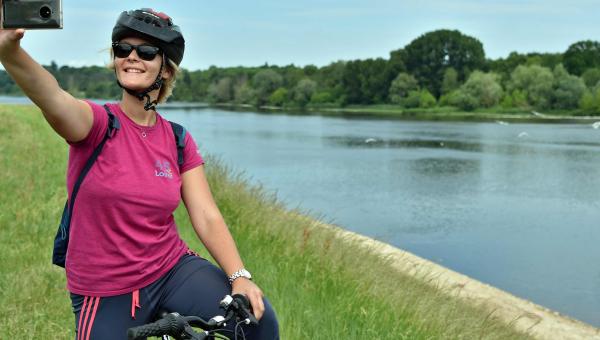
[127,294,258,340]
[127,313,188,339]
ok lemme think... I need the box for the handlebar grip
[232,294,252,311]
[232,294,259,325]
[127,314,181,340]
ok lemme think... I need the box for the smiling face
[113,37,171,92]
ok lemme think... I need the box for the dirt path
[322,222,600,340]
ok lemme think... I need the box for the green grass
[0,104,534,339]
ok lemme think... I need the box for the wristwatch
[228,269,252,283]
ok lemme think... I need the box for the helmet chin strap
[116,56,165,111]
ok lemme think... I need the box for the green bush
[310,91,334,104]
[268,87,288,106]
[419,89,437,108]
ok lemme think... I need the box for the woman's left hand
[231,278,265,320]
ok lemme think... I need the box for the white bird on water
[496,120,509,126]
[518,131,529,138]
[592,122,600,129]
[365,138,377,143]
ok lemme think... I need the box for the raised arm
[0,29,93,142]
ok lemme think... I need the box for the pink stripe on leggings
[77,296,89,340]
[84,297,101,340]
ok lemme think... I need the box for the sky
[9,0,600,71]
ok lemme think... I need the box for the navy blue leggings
[71,254,279,340]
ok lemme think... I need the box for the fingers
[0,28,25,43]
[232,280,266,320]
[13,29,25,41]
[248,289,265,320]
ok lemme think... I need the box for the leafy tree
[508,65,554,108]
[385,49,407,97]
[441,67,459,95]
[579,88,600,114]
[293,79,317,107]
[418,90,436,108]
[400,89,436,108]
[488,52,528,80]
[402,90,422,108]
[341,58,391,104]
[552,64,586,109]
[313,61,346,103]
[399,29,485,97]
[563,40,600,76]
[310,91,334,104]
[388,73,418,104]
[438,90,457,107]
[581,68,600,88]
[278,65,305,89]
[500,90,528,109]
[268,87,288,106]
[234,82,257,105]
[0,70,22,95]
[303,65,318,76]
[449,91,479,111]
[457,71,503,108]
[252,69,283,106]
[488,52,562,84]
[207,77,234,103]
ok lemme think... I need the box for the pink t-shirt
[65,101,204,296]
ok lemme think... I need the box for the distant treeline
[3,29,600,114]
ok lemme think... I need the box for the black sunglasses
[112,42,162,61]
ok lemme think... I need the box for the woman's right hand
[0,28,25,60]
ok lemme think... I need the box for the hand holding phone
[1,0,62,29]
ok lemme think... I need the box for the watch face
[242,269,252,279]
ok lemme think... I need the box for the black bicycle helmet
[111,8,185,110]
[112,8,185,65]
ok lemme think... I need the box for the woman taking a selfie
[0,8,279,339]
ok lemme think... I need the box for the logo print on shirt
[154,160,173,179]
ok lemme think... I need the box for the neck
[119,90,160,126]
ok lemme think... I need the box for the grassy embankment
[0,104,533,339]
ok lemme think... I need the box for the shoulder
[68,101,114,146]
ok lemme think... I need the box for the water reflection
[326,136,483,152]
[409,157,480,176]
[327,136,600,163]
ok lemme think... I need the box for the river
[162,107,600,328]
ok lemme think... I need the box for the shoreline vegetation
[1,104,598,339]
[210,102,600,123]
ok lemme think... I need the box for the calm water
[162,108,600,328]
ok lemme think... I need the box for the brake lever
[182,323,207,340]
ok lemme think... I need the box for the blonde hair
[108,47,180,104]
[157,59,179,104]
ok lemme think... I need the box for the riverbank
[213,102,600,123]
[322,221,600,339]
[0,104,594,339]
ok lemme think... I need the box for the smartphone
[1,0,62,29]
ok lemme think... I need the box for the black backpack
[52,104,186,268]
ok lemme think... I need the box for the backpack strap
[52,105,120,267]
[169,121,186,167]
[68,105,120,217]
